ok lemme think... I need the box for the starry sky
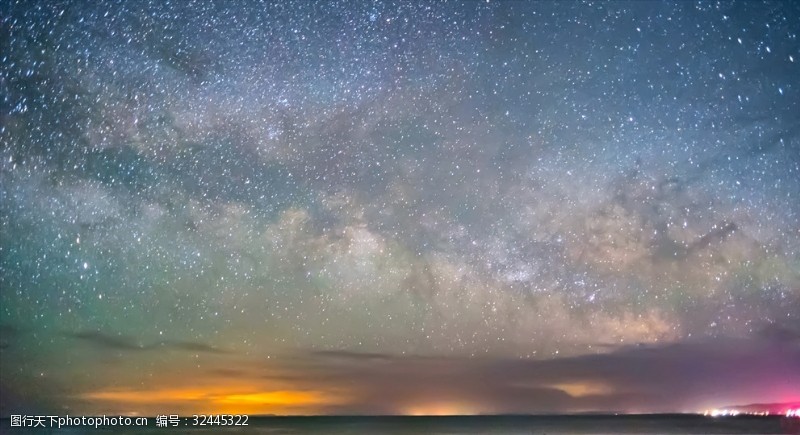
[1,0,799,417]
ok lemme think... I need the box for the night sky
[1,0,799,417]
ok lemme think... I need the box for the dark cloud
[0,324,21,350]
[311,350,400,362]
[68,330,227,354]
[157,339,228,354]
[71,330,146,351]
[758,323,800,343]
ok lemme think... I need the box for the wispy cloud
[68,330,228,354]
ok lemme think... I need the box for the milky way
[1,0,799,416]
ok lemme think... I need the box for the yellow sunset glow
[404,402,477,416]
[80,385,346,415]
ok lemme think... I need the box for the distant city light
[704,408,800,418]
[705,409,740,417]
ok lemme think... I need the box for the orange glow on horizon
[403,402,478,416]
[80,385,348,415]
